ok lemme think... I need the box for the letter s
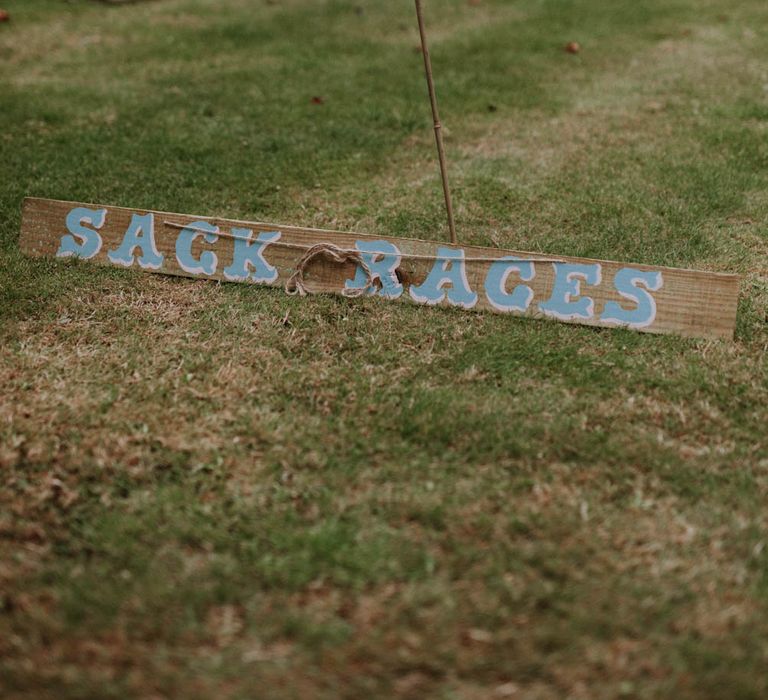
[56,207,106,259]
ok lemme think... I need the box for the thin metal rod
[414,0,458,244]
[163,220,567,263]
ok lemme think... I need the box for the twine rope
[284,243,375,298]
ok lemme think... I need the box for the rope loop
[284,243,375,298]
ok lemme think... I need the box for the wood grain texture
[19,197,740,339]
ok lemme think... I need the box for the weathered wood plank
[19,197,740,339]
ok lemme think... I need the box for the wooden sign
[19,197,739,339]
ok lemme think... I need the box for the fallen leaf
[465,628,493,644]
[495,682,520,698]
[565,41,581,54]
[394,672,429,694]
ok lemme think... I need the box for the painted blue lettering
[484,256,535,312]
[223,229,280,283]
[345,240,404,299]
[601,268,663,328]
[175,221,218,276]
[539,263,602,321]
[56,207,106,260]
[410,247,478,309]
[107,213,164,269]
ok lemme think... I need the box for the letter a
[410,247,478,309]
[108,213,164,269]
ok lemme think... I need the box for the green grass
[1,0,767,698]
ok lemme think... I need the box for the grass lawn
[1,0,767,697]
